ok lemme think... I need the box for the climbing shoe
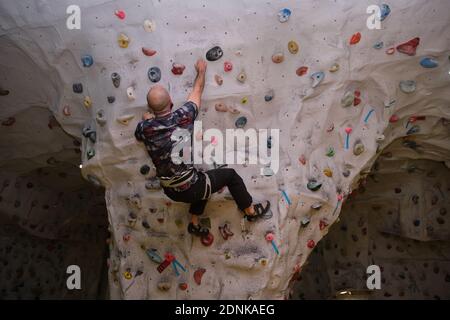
[244,200,271,222]
[188,223,210,237]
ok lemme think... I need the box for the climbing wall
[293,154,450,300]
[1,0,449,299]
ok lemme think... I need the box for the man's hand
[195,59,207,74]
[142,111,154,121]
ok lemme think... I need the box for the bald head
[147,85,171,113]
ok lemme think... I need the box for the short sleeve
[173,101,198,127]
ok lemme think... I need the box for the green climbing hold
[326,147,335,157]
[87,149,95,160]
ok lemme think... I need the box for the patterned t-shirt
[135,101,198,186]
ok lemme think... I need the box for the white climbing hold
[127,86,136,100]
[143,19,156,32]
[117,114,135,125]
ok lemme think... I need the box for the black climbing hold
[307,179,322,191]
[142,220,150,229]
[140,165,150,175]
[111,73,121,88]
[107,96,115,103]
[413,219,420,227]
[206,46,223,61]
[72,83,83,94]
[0,88,10,96]
[235,116,247,128]
[148,67,161,83]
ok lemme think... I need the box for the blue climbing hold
[311,71,325,88]
[380,4,391,21]
[373,41,384,49]
[278,8,291,23]
[148,67,161,83]
[72,83,83,94]
[81,54,93,67]
[420,57,438,68]
[235,116,247,128]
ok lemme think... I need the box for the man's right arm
[187,59,207,111]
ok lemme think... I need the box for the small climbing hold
[179,283,188,291]
[235,116,247,128]
[126,86,136,100]
[296,66,308,76]
[278,8,291,23]
[123,234,130,242]
[214,74,223,86]
[288,40,299,54]
[118,33,130,48]
[307,179,322,192]
[259,258,268,266]
[87,149,95,160]
[299,155,306,165]
[373,41,384,49]
[171,63,186,75]
[272,53,284,64]
[63,105,71,116]
[157,281,171,291]
[142,47,157,57]
[307,239,315,249]
[241,97,248,104]
[223,61,233,72]
[327,123,334,132]
[349,32,361,45]
[264,90,274,102]
[206,46,223,61]
[194,268,206,285]
[420,57,438,68]
[117,114,135,125]
[326,147,335,157]
[399,80,416,93]
[0,87,10,96]
[140,165,150,175]
[83,96,92,108]
[1,117,15,126]
[342,169,351,177]
[72,83,83,94]
[219,223,234,240]
[329,63,339,73]
[114,10,125,20]
[237,70,247,83]
[319,219,329,231]
[389,114,399,123]
[215,103,228,112]
[107,96,115,104]
[353,140,365,156]
[380,4,391,21]
[397,37,420,56]
[301,217,310,227]
[406,125,420,135]
[385,47,395,55]
[81,54,93,67]
[201,233,214,246]
[148,67,162,83]
[311,71,325,88]
[111,73,121,88]
[323,168,333,177]
[143,19,156,32]
[123,270,132,280]
[96,109,106,126]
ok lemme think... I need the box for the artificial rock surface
[0,0,449,299]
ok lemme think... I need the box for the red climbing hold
[224,61,233,72]
[179,283,188,291]
[142,47,157,57]
[396,37,420,56]
[319,220,328,231]
[171,63,186,75]
[353,97,361,106]
[194,268,206,285]
[296,66,308,76]
[201,232,214,246]
[114,10,126,20]
[307,239,315,249]
[389,115,399,123]
[349,32,361,45]
[1,117,15,126]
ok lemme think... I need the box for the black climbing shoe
[245,200,271,222]
[188,223,210,237]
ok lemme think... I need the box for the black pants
[164,168,253,215]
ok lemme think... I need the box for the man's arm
[187,59,207,110]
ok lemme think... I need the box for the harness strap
[202,172,212,200]
[159,169,194,188]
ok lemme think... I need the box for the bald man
[135,59,270,238]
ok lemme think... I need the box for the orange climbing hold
[296,66,308,76]
[349,32,361,45]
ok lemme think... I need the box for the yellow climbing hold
[329,63,340,72]
[288,40,299,54]
[241,97,248,104]
[83,96,92,108]
[118,33,130,48]
[123,271,132,280]
[323,168,333,177]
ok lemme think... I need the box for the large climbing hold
[420,57,438,68]
[148,67,162,83]
[206,46,223,61]
[396,37,420,56]
[380,4,391,21]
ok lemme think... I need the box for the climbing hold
[319,219,329,231]
[83,96,92,108]
[373,41,384,49]
[140,165,150,175]
[399,80,416,93]
[406,125,420,135]
[72,83,83,94]
[82,126,96,143]
[157,281,171,291]
[107,96,115,104]
[123,234,130,242]
[0,87,10,96]
[148,67,161,83]
[1,117,15,126]
[296,66,308,76]
[326,147,335,157]
[396,37,420,56]
[311,202,322,210]
[194,268,206,285]
[215,103,228,112]
[145,177,161,190]
[353,140,365,156]
[223,61,233,72]
[264,90,274,102]
[299,155,306,165]
[63,105,71,116]
[114,10,126,20]
[214,74,223,86]
[259,258,268,266]
[219,223,234,240]
[307,179,322,192]
[206,46,223,61]
[349,32,361,45]
[171,63,186,75]
[272,53,284,64]
[323,168,333,177]
[111,73,121,88]
[385,47,395,55]
[87,149,95,160]
[311,72,324,88]
[345,127,352,150]
[81,54,93,67]
[179,283,188,291]
[389,114,399,123]
[96,109,106,126]
[301,217,310,227]
[118,33,130,48]
[228,106,240,114]
[123,270,133,280]
[126,86,136,100]
[278,8,291,23]
[117,114,135,125]
[288,40,299,54]
[329,63,339,73]
[241,97,248,104]
[235,116,247,128]
[237,70,247,83]
[201,233,214,246]
[142,47,157,57]
[420,57,438,68]
[143,19,156,32]
[380,4,391,21]
[307,239,315,249]
[327,123,334,132]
